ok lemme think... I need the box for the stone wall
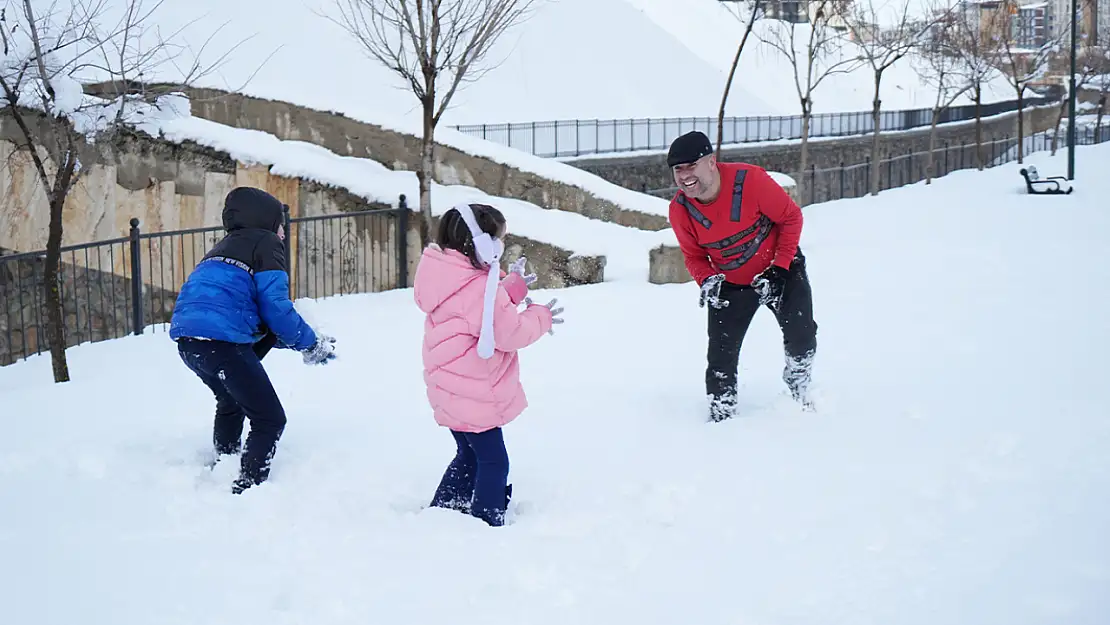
[0,246,177,365]
[569,105,1060,202]
[82,84,670,232]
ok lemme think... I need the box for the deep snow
[2,144,1109,624]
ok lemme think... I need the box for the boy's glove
[302,333,337,365]
[752,265,789,313]
[526,297,564,334]
[699,274,729,309]
[508,256,537,286]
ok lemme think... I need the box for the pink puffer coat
[413,244,553,433]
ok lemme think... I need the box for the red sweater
[668,163,803,287]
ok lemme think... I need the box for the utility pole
[1067,0,1078,179]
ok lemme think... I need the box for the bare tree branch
[913,0,973,182]
[716,0,761,158]
[320,0,541,241]
[945,1,1006,169]
[845,0,938,193]
[756,0,864,199]
[995,5,1069,163]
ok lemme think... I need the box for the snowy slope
[73,0,1008,131]
[3,144,1109,625]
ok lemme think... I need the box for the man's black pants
[706,250,817,419]
[177,333,287,486]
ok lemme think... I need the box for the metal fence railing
[643,125,1110,206]
[451,96,1059,159]
[0,196,411,366]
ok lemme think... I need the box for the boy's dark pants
[430,427,511,527]
[707,251,818,419]
[177,335,287,486]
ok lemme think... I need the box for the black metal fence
[643,125,1110,206]
[0,196,411,366]
[451,96,1058,159]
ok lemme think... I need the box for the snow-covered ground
[72,0,1012,130]
[3,143,1109,624]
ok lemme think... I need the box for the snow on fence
[452,96,1059,158]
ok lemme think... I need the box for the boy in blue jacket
[170,186,337,494]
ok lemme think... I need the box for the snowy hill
[3,144,1109,624]
[85,0,1012,132]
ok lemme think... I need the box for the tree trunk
[926,107,941,184]
[1097,94,1107,142]
[869,70,882,196]
[45,154,76,383]
[974,85,983,170]
[799,102,812,202]
[418,101,436,246]
[1016,87,1025,163]
[1051,97,1069,155]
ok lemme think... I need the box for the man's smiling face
[672,154,719,201]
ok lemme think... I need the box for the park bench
[1019,165,1073,195]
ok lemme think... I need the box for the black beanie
[667,131,713,168]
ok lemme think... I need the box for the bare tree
[912,3,972,183]
[997,17,1067,163]
[756,0,864,199]
[325,0,540,241]
[948,2,1005,170]
[716,0,762,158]
[845,0,936,195]
[0,0,241,383]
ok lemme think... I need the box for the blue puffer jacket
[169,187,317,351]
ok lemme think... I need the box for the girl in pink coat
[414,202,564,527]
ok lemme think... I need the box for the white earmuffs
[454,202,503,359]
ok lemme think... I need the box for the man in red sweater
[666,131,817,420]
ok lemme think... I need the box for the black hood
[223,187,285,233]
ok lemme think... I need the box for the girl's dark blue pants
[430,427,511,526]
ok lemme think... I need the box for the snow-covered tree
[0,0,237,383]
